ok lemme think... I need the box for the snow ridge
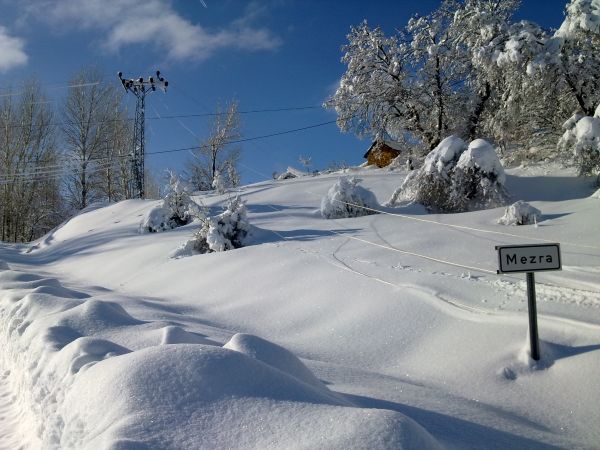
[0,264,441,449]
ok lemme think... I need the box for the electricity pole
[118,71,168,199]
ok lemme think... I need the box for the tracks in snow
[328,231,600,324]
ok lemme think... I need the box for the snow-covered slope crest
[0,265,442,449]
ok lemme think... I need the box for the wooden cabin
[363,140,403,167]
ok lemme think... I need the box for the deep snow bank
[0,264,441,449]
[4,164,600,449]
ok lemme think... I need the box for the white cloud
[26,0,281,61]
[0,26,28,72]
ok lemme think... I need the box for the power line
[0,160,118,185]
[0,117,345,184]
[0,105,323,132]
[151,106,321,118]
[147,119,340,156]
[0,82,102,99]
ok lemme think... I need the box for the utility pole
[118,71,168,199]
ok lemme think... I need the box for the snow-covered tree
[325,4,471,151]
[192,196,250,253]
[404,0,465,147]
[212,170,226,194]
[186,101,241,191]
[449,139,508,210]
[558,105,600,177]
[449,0,568,148]
[388,136,467,210]
[389,136,507,212]
[140,172,198,233]
[324,23,408,143]
[552,0,600,117]
[328,1,597,161]
[450,0,521,140]
[320,177,379,219]
[225,161,240,188]
[325,1,522,151]
[164,172,197,226]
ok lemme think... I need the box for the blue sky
[0,0,568,185]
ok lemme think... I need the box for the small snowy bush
[388,136,468,210]
[191,196,250,253]
[450,139,508,211]
[388,136,508,212]
[212,170,227,194]
[276,171,296,180]
[498,201,542,225]
[140,172,198,233]
[320,177,379,219]
[558,107,600,177]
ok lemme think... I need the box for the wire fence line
[233,174,562,316]
[311,197,600,252]
[234,163,600,297]
[238,163,498,275]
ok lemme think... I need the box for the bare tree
[63,67,125,210]
[0,80,62,242]
[97,101,132,202]
[186,101,241,191]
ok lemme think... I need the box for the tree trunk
[467,82,491,140]
[435,56,444,143]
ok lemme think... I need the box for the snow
[320,177,379,219]
[190,196,250,254]
[557,0,600,37]
[277,166,309,180]
[379,140,404,151]
[1,163,600,448]
[562,112,584,130]
[139,204,177,233]
[457,139,506,185]
[422,135,467,178]
[212,170,226,194]
[558,109,600,168]
[575,116,600,141]
[140,174,196,233]
[498,200,541,226]
[390,137,507,212]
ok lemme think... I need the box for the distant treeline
[0,68,158,243]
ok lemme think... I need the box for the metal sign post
[525,272,540,360]
[496,243,562,361]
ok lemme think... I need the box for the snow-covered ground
[1,163,599,449]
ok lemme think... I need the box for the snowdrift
[0,266,441,449]
[1,163,600,449]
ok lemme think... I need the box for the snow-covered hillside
[1,164,599,449]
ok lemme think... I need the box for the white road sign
[496,243,561,274]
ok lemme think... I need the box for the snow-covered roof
[363,140,404,158]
